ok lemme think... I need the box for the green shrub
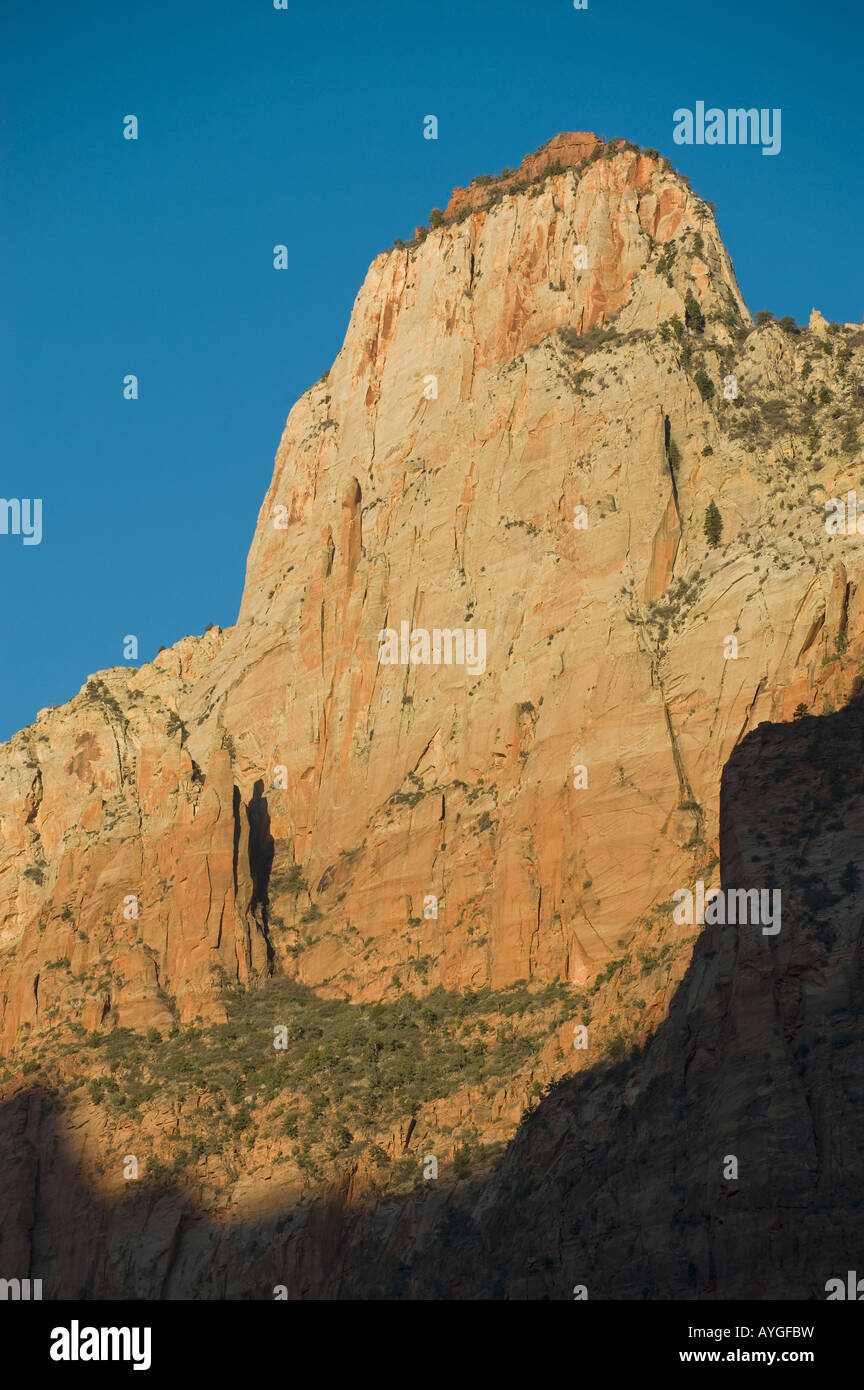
[271,862,308,896]
[693,368,715,401]
[165,711,185,739]
[452,1143,472,1178]
[684,290,705,334]
[769,394,793,425]
[655,246,676,278]
[704,500,723,548]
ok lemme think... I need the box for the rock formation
[1,132,862,1298]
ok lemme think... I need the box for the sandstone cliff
[1,132,862,1297]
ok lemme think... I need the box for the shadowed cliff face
[2,695,863,1298]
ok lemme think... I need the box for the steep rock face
[333,696,864,1300]
[1,135,863,1046]
[1,130,863,1299]
[0,133,862,1086]
[0,631,271,1045]
[2,695,862,1299]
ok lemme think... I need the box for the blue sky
[1,0,861,741]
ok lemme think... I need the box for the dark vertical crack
[529,885,542,974]
[841,581,851,636]
[24,768,42,824]
[663,414,682,521]
[246,779,275,971]
[656,676,705,844]
[231,786,241,896]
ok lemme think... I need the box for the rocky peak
[1,135,864,1297]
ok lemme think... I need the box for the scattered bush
[684,290,705,334]
[704,500,723,548]
[693,368,715,401]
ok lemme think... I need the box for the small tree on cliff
[684,289,705,333]
[693,367,715,402]
[704,500,723,548]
